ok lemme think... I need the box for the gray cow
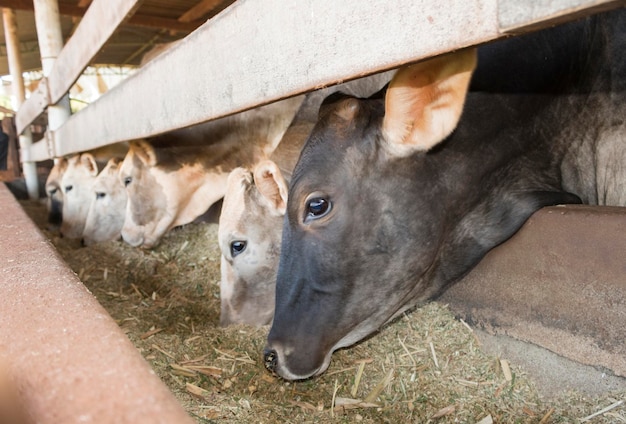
[218,72,393,326]
[264,9,626,380]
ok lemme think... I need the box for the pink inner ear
[382,48,477,155]
[254,162,287,214]
[81,154,98,176]
[257,170,282,206]
[133,141,156,166]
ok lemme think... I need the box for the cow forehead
[93,170,121,191]
[119,150,138,176]
[294,99,383,179]
[219,169,253,237]
[62,163,94,182]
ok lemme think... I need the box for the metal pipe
[2,8,38,199]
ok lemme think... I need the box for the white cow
[45,157,68,230]
[46,143,128,235]
[217,71,394,326]
[59,153,102,239]
[118,96,304,248]
[82,157,127,246]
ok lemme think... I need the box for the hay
[19,199,626,423]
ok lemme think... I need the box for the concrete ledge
[0,183,193,424]
[441,205,626,378]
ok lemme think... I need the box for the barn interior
[0,1,625,423]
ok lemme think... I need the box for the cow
[118,96,304,249]
[82,157,127,246]
[263,9,626,380]
[217,72,394,326]
[45,157,68,230]
[46,143,128,234]
[59,153,103,239]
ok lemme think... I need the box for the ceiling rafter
[0,0,203,33]
[178,0,225,23]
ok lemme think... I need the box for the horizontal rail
[19,0,625,161]
[15,0,141,134]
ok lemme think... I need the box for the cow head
[45,157,68,231]
[59,153,99,239]
[218,161,288,326]
[119,140,228,248]
[264,47,583,380]
[264,50,478,379]
[118,140,168,248]
[82,157,127,246]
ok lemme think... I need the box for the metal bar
[25,0,624,161]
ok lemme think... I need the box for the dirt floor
[19,199,626,423]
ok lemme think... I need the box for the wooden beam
[0,0,202,32]
[178,0,227,23]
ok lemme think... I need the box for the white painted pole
[2,8,39,199]
[33,0,72,175]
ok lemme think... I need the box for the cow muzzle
[263,347,278,372]
[262,343,332,381]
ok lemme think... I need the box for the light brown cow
[118,96,304,248]
[217,71,394,326]
[82,157,127,246]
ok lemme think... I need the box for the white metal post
[2,8,39,199]
[33,0,72,189]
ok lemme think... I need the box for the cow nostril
[263,347,278,372]
[80,238,86,247]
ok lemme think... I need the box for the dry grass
[19,199,626,423]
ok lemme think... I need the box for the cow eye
[65,185,73,193]
[95,192,106,200]
[230,240,247,257]
[305,196,331,221]
[123,176,132,187]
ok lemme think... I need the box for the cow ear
[253,160,288,216]
[57,156,69,172]
[382,48,477,156]
[106,157,123,171]
[132,140,157,166]
[80,153,99,177]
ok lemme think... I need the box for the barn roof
[0,0,236,76]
